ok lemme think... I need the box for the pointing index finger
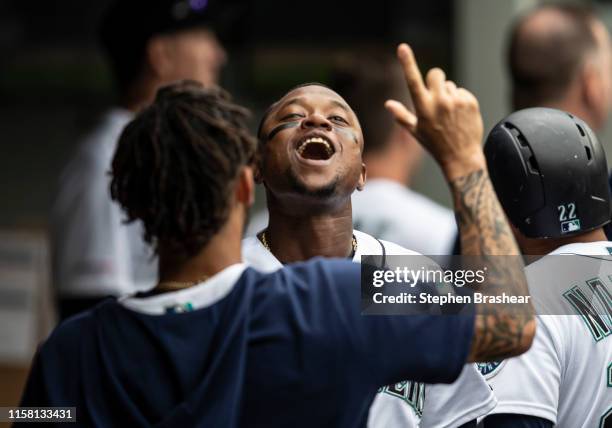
[397,44,428,111]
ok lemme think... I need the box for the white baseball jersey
[351,179,458,255]
[242,229,496,428]
[482,241,612,427]
[51,108,157,297]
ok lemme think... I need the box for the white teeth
[297,137,333,156]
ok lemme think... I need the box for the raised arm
[385,44,535,362]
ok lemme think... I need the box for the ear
[356,162,367,191]
[235,166,255,207]
[146,35,173,79]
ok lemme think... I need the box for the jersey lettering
[477,360,505,379]
[564,278,612,342]
[378,381,425,417]
[591,278,612,324]
[600,407,612,428]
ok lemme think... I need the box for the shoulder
[354,231,443,275]
[37,306,99,360]
[269,258,358,284]
[526,244,612,313]
[379,239,422,256]
[244,259,360,328]
[254,258,359,299]
[547,241,612,256]
[354,230,421,255]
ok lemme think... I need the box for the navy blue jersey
[21,259,474,427]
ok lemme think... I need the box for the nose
[301,113,332,131]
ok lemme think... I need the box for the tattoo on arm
[450,169,535,362]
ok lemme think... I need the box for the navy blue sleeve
[19,315,85,408]
[19,351,48,406]
[277,259,475,388]
[483,414,553,428]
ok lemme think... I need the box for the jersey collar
[550,241,612,256]
[119,263,247,315]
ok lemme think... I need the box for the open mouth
[296,136,335,160]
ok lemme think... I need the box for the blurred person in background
[508,4,612,242]
[340,56,458,255]
[51,0,227,320]
[508,4,612,130]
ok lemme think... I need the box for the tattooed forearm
[451,169,517,255]
[449,169,535,362]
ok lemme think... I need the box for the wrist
[440,150,487,182]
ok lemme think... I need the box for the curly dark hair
[110,80,257,258]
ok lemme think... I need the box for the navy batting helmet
[484,107,611,239]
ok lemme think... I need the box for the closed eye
[330,115,349,125]
[280,113,304,121]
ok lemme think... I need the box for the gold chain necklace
[259,230,358,258]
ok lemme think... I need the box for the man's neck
[157,220,243,285]
[519,228,608,258]
[264,199,354,264]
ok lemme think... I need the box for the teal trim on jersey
[563,284,611,342]
[588,278,612,324]
[164,302,195,314]
[477,361,503,377]
[600,406,611,428]
[378,381,425,417]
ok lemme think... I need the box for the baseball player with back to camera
[243,83,495,427]
[481,107,612,428]
[19,45,535,427]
